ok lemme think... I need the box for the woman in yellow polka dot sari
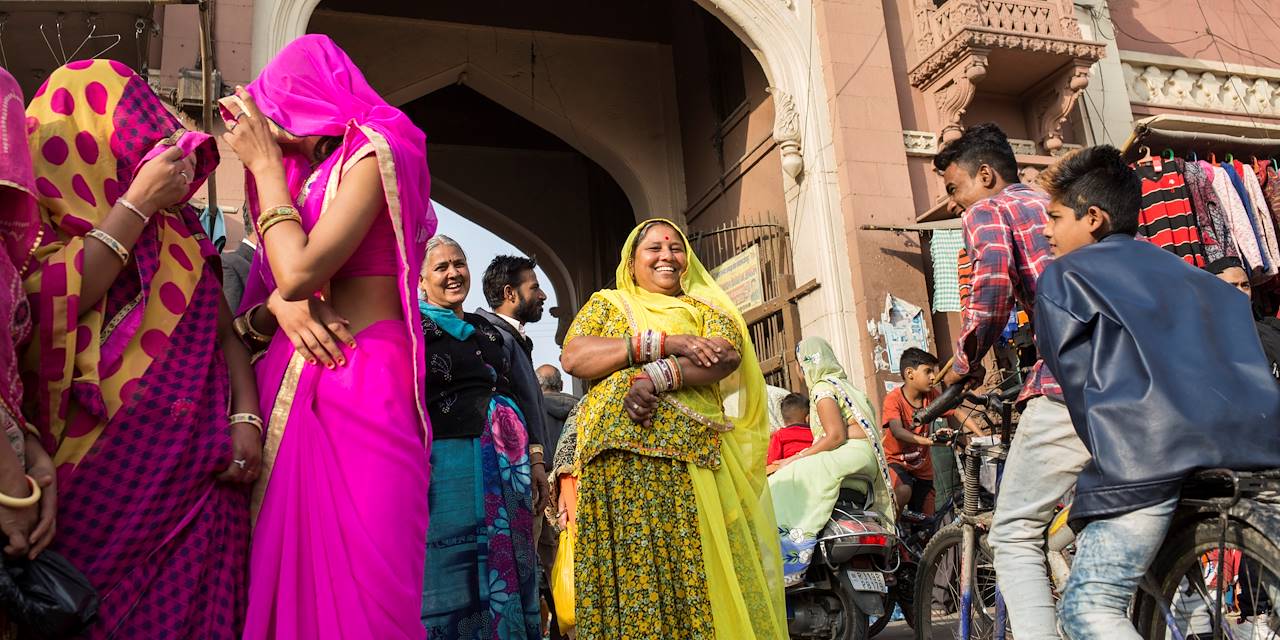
[22,61,261,638]
[560,219,786,639]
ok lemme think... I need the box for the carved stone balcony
[909,0,1106,152]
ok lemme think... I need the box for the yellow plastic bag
[552,522,576,633]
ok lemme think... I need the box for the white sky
[432,202,564,374]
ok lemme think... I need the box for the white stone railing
[1121,51,1280,119]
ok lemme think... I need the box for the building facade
[2,0,1278,398]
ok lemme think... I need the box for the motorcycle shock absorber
[963,447,981,517]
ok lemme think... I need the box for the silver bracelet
[117,197,150,224]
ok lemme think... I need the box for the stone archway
[251,0,867,377]
[431,179,580,323]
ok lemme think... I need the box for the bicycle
[910,382,1280,640]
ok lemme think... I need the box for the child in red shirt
[881,348,982,513]
[766,393,813,475]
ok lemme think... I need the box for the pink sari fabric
[240,35,434,640]
[0,69,38,458]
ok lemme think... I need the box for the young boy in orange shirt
[880,348,982,514]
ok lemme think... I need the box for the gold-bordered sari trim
[0,179,46,278]
[100,292,142,343]
[249,350,305,526]
[355,124,430,446]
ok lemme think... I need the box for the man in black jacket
[1207,256,1280,380]
[476,255,551,513]
[1034,146,1280,639]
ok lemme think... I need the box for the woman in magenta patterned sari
[227,35,435,639]
[22,61,260,638]
[0,67,58,566]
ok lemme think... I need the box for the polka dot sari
[22,60,248,639]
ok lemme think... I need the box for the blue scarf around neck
[418,300,475,341]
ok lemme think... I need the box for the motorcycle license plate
[847,570,887,593]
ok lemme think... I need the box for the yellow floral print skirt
[575,450,714,639]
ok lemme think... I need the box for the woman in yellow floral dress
[559,219,786,639]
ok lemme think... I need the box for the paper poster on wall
[710,244,765,312]
[877,294,929,371]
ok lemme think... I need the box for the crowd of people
[0,27,1278,640]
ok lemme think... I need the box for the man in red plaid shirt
[935,123,1090,640]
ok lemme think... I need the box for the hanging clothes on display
[1176,159,1237,262]
[957,248,973,309]
[1135,161,1208,267]
[1238,162,1280,269]
[1210,163,1273,280]
[929,229,964,313]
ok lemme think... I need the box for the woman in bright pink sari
[227,35,435,640]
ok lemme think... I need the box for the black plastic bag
[0,550,98,640]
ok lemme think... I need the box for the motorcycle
[787,474,896,640]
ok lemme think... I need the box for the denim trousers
[1059,497,1180,639]
[988,396,1091,640]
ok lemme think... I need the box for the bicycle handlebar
[913,382,965,425]
[912,378,1026,426]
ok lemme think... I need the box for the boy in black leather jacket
[1033,145,1280,640]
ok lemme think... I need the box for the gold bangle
[116,197,150,224]
[229,413,265,435]
[0,475,41,509]
[239,304,272,343]
[256,205,302,236]
[87,229,129,264]
[259,211,302,237]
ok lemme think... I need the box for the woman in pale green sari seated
[770,336,895,586]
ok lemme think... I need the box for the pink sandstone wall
[1111,0,1280,67]
[816,0,933,396]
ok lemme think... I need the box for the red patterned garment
[953,183,1059,400]
[1135,161,1207,267]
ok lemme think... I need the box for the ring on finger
[180,171,192,183]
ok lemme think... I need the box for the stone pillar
[1074,0,1135,146]
[812,0,932,394]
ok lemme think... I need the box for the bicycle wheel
[1135,512,1280,640]
[912,523,1010,640]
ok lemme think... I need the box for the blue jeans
[1059,497,1179,640]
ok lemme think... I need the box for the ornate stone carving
[1008,138,1037,156]
[770,87,804,179]
[1028,61,1092,152]
[932,52,989,144]
[1120,55,1280,118]
[909,0,1105,89]
[903,130,939,155]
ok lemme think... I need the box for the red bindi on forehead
[664,235,670,240]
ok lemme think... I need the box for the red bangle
[659,333,667,359]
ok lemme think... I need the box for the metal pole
[197,0,216,221]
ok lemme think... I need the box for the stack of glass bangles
[625,329,666,367]
[643,356,684,392]
[257,205,302,237]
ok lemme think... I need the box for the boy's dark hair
[932,122,1020,184]
[899,347,939,377]
[1206,256,1245,275]
[1037,145,1142,237]
[780,393,809,417]
[482,255,538,308]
